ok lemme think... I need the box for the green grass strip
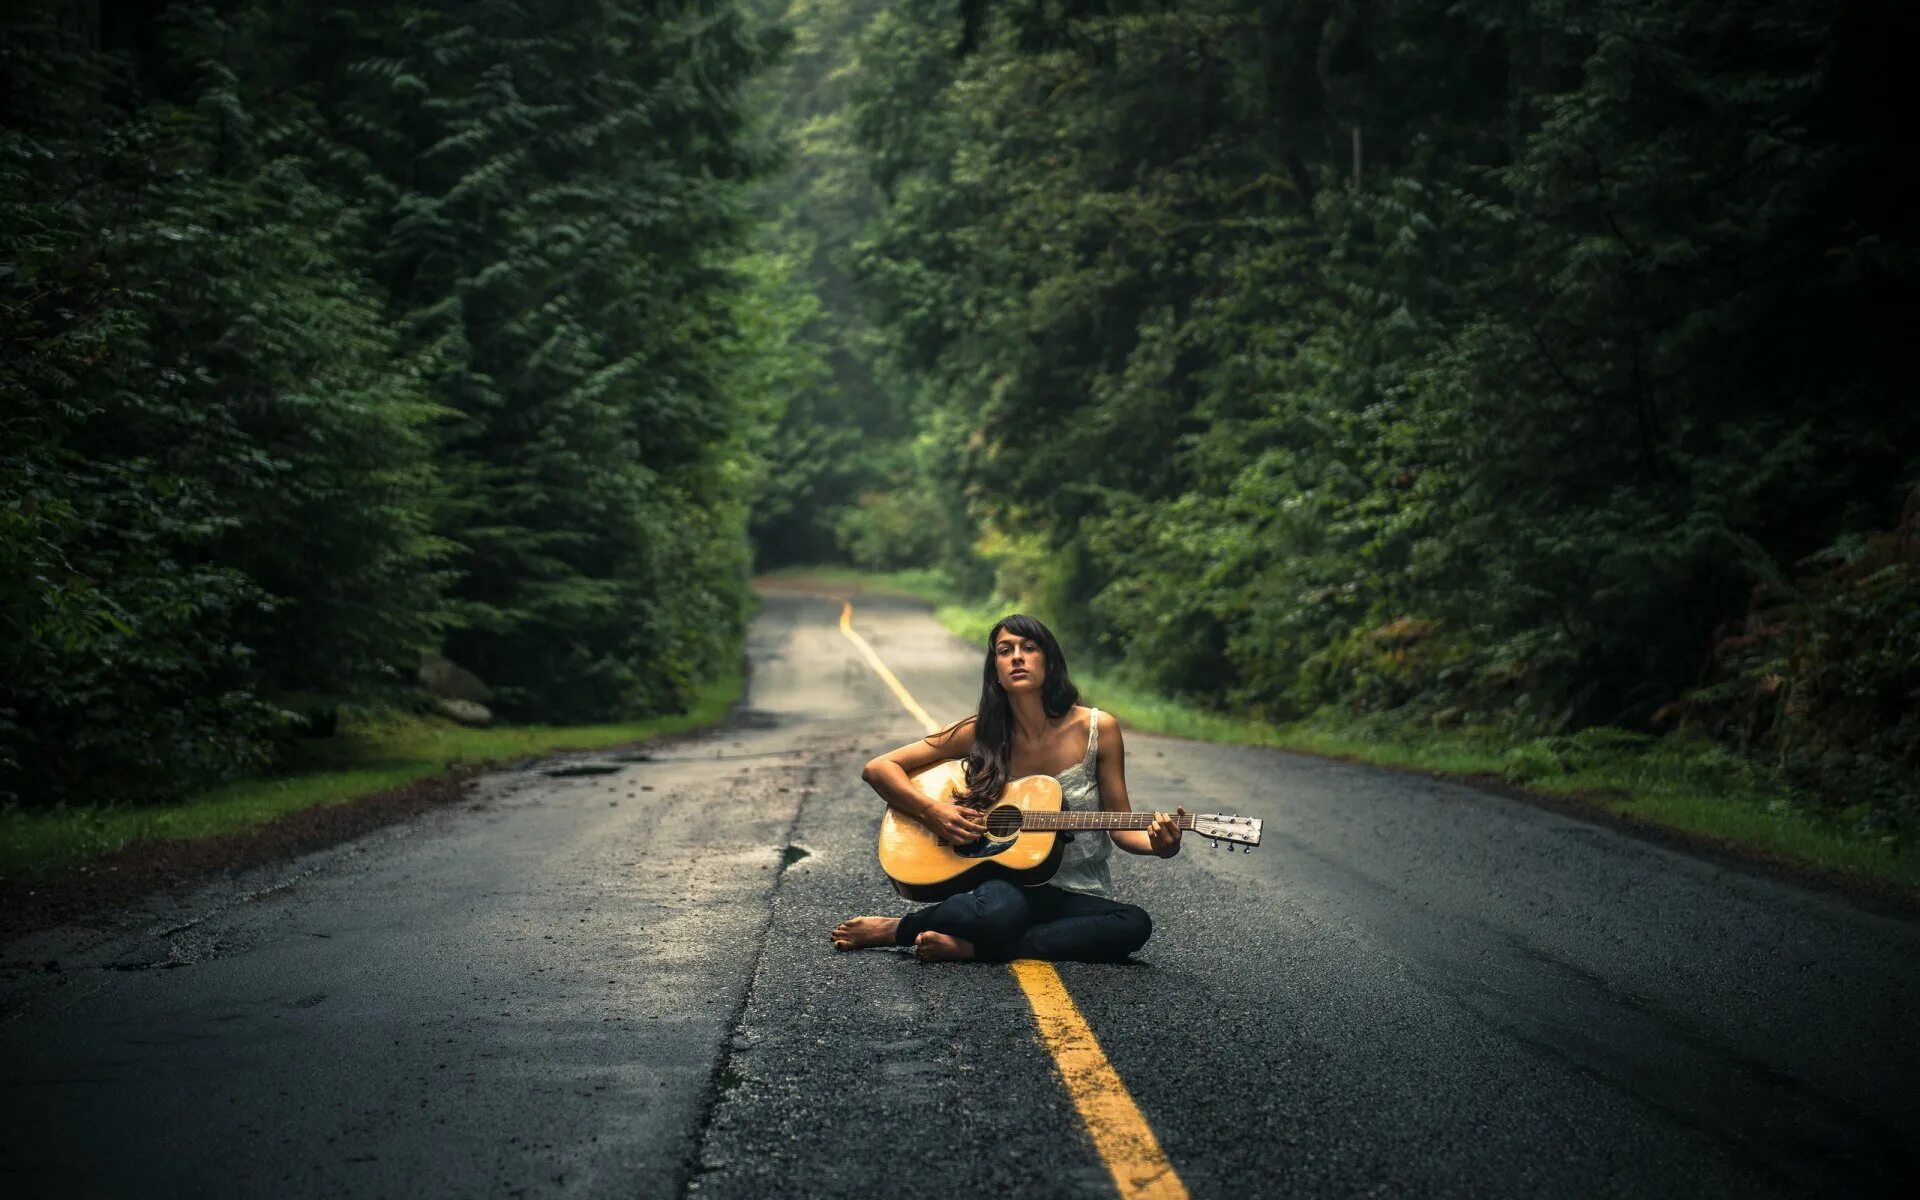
[773,566,1919,895]
[0,671,741,880]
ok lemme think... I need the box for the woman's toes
[912,931,974,962]
[831,916,902,952]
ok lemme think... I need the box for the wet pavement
[4,587,1917,1198]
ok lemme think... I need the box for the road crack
[680,762,827,1196]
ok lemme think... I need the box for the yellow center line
[838,601,940,731]
[836,599,1189,1200]
[1011,961,1188,1199]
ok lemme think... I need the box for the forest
[5,1,1916,844]
[4,0,787,808]
[752,0,1919,839]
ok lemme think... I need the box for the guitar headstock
[1191,813,1262,850]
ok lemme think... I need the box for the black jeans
[893,878,1152,962]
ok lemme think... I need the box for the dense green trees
[343,1,777,719]
[796,0,1916,828]
[737,0,917,568]
[2,0,780,803]
[8,0,1913,833]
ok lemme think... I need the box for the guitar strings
[978,813,1205,836]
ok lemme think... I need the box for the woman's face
[993,628,1045,693]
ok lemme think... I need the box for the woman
[831,613,1184,962]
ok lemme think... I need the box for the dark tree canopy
[4,0,1914,835]
[2,0,782,802]
[778,0,1919,830]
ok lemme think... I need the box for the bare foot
[831,916,899,951]
[912,931,975,962]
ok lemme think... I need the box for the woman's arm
[861,719,986,846]
[1094,711,1183,857]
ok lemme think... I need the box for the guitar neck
[1019,812,1195,831]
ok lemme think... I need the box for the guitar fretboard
[1018,812,1196,831]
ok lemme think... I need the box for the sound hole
[985,805,1023,838]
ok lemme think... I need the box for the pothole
[779,844,812,868]
[726,708,783,731]
[542,763,623,778]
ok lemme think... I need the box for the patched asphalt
[4,587,1917,1198]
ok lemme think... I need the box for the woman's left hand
[1148,806,1186,858]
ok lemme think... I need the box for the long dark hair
[943,613,1080,807]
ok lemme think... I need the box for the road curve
[4,586,1916,1198]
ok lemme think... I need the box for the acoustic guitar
[878,759,1264,901]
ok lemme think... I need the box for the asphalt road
[4,586,1917,1198]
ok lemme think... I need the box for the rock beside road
[419,654,493,703]
[434,697,492,726]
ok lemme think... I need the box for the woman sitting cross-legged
[831,613,1183,963]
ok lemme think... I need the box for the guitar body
[878,761,1067,901]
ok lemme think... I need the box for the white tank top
[1047,707,1113,898]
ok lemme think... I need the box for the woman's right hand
[924,801,987,846]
